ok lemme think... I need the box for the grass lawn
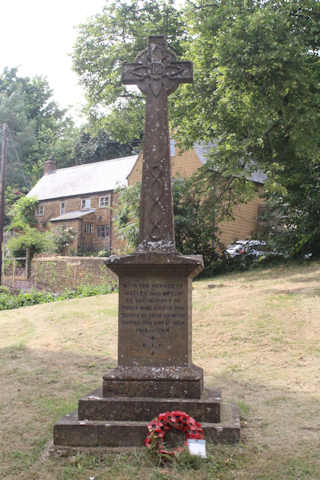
[1,261,320,479]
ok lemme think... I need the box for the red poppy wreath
[144,410,204,456]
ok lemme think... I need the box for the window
[36,205,44,216]
[84,223,94,234]
[81,198,91,209]
[97,225,110,238]
[60,202,65,215]
[99,196,110,208]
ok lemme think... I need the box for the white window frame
[35,205,44,216]
[84,223,94,234]
[60,202,65,215]
[99,195,110,208]
[81,198,91,210]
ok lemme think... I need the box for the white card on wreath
[187,438,207,458]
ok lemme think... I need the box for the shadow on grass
[262,286,320,297]
[1,344,320,479]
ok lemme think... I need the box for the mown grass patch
[1,261,320,479]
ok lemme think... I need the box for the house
[28,141,265,254]
[27,155,138,254]
[128,140,266,249]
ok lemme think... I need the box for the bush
[0,285,10,295]
[52,227,75,255]
[200,251,287,277]
[0,283,116,311]
[7,228,55,257]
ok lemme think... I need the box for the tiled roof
[192,141,267,184]
[27,155,138,201]
[50,209,96,222]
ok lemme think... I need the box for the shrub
[0,283,116,311]
[52,227,76,255]
[7,228,55,257]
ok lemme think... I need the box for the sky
[1,0,106,123]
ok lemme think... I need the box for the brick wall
[32,256,117,292]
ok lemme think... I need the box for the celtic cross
[122,36,193,252]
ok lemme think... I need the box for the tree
[171,0,320,256]
[72,0,187,143]
[6,196,54,257]
[73,0,320,256]
[69,128,139,167]
[113,169,255,267]
[0,68,76,189]
[112,183,141,252]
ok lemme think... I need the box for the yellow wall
[218,186,265,248]
[128,148,265,249]
[128,148,202,185]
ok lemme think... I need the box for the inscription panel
[118,276,190,366]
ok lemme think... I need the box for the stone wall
[32,255,117,292]
[35,191,113,253]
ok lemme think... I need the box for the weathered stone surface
[102,365,203,398]
[53,402,240,448]
[52,35,240,450]
[105,253,203,369]
[78,388,221,422]
[122,36,192,251]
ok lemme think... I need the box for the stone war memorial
[53,36,240,450]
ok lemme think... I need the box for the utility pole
[0,123,8,285]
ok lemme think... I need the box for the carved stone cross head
[121,36,193,251]
[122,36,192,97]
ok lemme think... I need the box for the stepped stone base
[102,365,204,398]
[79,388,221,422]
[53,388,240,448]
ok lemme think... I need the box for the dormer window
[36,205,44,216]
[81,198,91,210]
[99,195,110,208]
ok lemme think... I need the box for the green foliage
[69,127,139,167]
[0,67,76,192]
[0,283,115,311]
[174,166,255,267]
[0,285,10,295]
[3,186,25,226]
[113,183,141,252]
[72,0,186,143]
[52,226,76,255]
[7,228,54,258]
[113,171,255,271]
[71,0,320,258]
[7,196,38,231]
[6,195,55,257]
[172,0,320,257]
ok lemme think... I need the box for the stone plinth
[52,35,240,451]
[102,365,203,399]
[102,252,204,398]
[53,252,240,449]
[54,391,240,448]
[78,388,221,422]
[109,252,203,366]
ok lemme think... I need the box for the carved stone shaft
[122,36,193,251]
